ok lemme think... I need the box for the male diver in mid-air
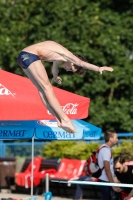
[17,40,113,133]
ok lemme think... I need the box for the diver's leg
[23,61,76,133]
[22,67,61,127]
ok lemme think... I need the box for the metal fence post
[0,141,6,157]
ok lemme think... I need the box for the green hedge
[41,140,133,160]
[112,140,133,161]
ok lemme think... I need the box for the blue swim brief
[17,51,40,69]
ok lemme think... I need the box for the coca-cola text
[47,103,79,115]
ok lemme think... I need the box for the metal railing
[0,141,46,157]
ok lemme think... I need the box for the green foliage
[41,140,133,161]
[41,140,100,160]
[112,140,133,161]
[0,0,133,131]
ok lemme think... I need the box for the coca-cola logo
[47,103,79,115]
[0,83,15,96]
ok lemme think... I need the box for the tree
[0,0,133,132]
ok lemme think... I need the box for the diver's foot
[57,121,61,127]
[56,119,61,127]
[60,120,76,133]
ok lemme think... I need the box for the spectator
[74,130,121,200]
[98,130,122,200]
[73,175,97,199]
[114,156,133,200]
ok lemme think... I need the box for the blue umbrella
[0,120,102,140]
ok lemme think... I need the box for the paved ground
[0,192,73,200]
[0,190,99,200]
[0,192,99,200]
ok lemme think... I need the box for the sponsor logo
[0,122,22,126]
[0,129,26,137]
[21,54,29,61]
[83,130,96,138]
[42,131,75,139]
[47,103,79,115]
[0,83,15,96]
[38,120,57,127]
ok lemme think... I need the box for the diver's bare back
[23,40,77,63]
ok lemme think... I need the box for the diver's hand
[51,76,62,84]
[99,66,114,74]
